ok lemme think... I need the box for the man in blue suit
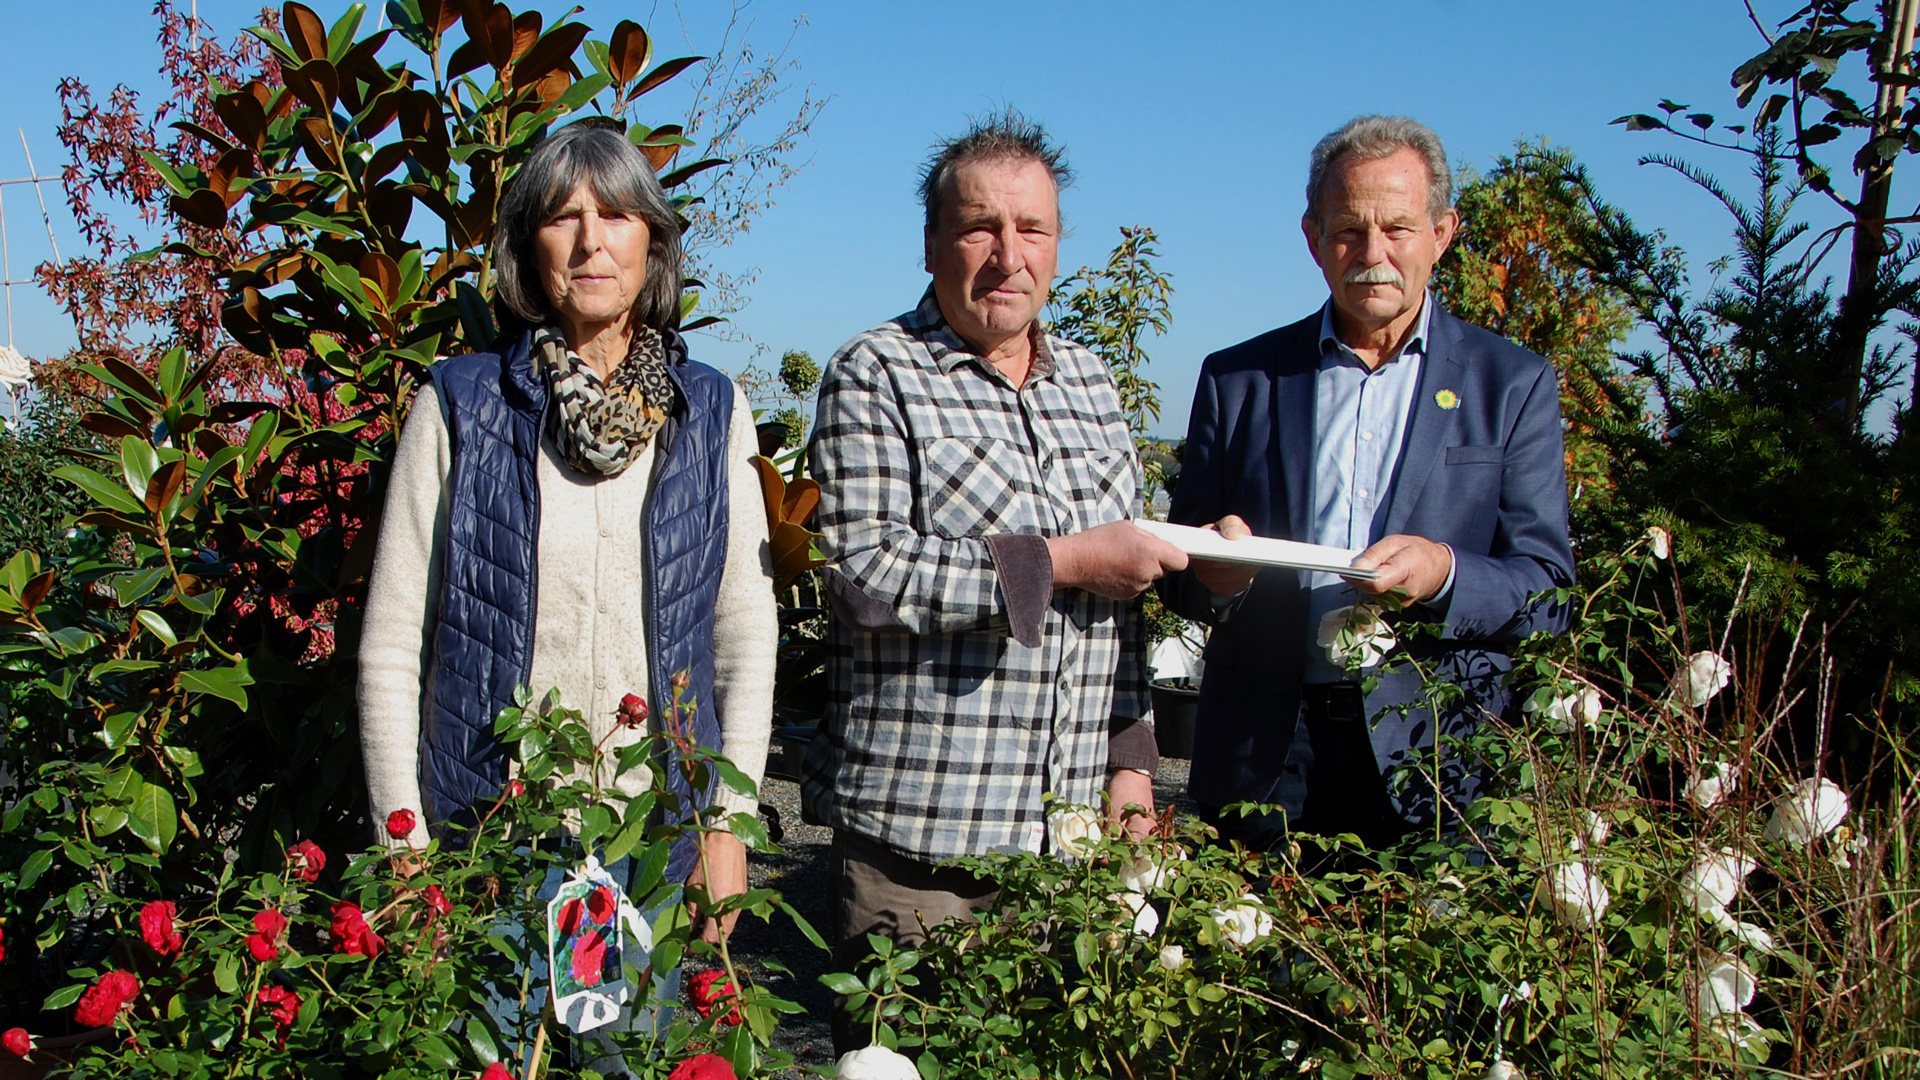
[1161,115,1575,850]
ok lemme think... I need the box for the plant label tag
[546,855,643,1034]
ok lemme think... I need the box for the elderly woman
[357,121,775,957]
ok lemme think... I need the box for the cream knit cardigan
[358,378,778,848]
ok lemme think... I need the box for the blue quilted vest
[417,326,734,883]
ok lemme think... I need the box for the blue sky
[0,1,1901,436]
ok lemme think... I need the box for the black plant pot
[1150,678,1200,760]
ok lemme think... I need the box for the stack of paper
[1133,519,1381,581]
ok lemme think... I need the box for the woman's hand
[687,829,749,944]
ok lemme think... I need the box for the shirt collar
[1317,291,1434,367]
[906,286,1057,383]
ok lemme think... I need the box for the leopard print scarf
[533,324,678,477]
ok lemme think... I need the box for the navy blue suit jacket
[1160,304,1575,825]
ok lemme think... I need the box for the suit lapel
[1274,329,1316,539]
[1381,310,1464,538]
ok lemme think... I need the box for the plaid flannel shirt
[800,289,1153,864]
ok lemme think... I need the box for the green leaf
[820,971,863,995]
[412,1033,460,1069]
[120,435,160,501]
[602,810,650,865]
[18,847,53,890]
[180,663,253,708]
[135,610,179,648]
[41,983,85,1011]
[52,465,146,517]
[127,779,178,854]
[213,949,240,993]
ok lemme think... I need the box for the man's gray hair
[1304,115,1452,231]
[918,107,1073,230]
[494,120,685,331]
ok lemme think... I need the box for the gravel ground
[713,759,1197,1076]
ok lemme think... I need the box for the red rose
[248,909,287,961]
[479,1063,514,1080]
[386,809,417,839]
[73,970,139,1029]
[138,900,182,958]
[688,968,742,1027]
[328,902,383,958]
[256,984,300,1041]
[667,1052,737,1080]
[285,840,325,883]
[2,1028,30,1057]
[616,692,648,728]
[504,779,525,798]
[569,928,608,987]
[422,885,453,918]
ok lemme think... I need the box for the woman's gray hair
[1304,115,1452,232]
[494,121,685,331]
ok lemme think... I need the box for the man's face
[925,157,1061,357]
[1302,147,1458,338]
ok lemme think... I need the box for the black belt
[1301,682,1367,723]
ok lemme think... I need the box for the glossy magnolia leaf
[180,663,253,709]
[53,465,146,518]
[632,55,704,101]
[120,436,161,503]
[607,20,652,85]
[282,1,329,63]
[135,610,180,648]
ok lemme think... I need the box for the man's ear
[923,226,935,274]
[1433,207,1461,255]
[1300,214,1321,261]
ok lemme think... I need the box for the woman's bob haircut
[493,120,685,332]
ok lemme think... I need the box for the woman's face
[534,183,651,344]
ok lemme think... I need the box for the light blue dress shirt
[1302,294,1446,684]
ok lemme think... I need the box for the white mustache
[1344,265,1404,287]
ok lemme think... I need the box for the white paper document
[1133,519,1382,581]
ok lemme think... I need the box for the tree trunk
[1840,0,1918,430]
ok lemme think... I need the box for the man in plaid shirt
[802,111,1193,1050]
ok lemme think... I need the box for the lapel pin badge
[1435,389,1459,410]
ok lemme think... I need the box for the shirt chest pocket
[917,436,1043,539]
[1046,445,1136,534]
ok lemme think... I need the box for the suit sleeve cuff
[1107,717,1160,774]
[986,532,1052,648]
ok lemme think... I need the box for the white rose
[1484,1061,1524,1080]
[834,1044,920,1080]
[1676,651,1733,708]
[1157,944,1186,971]
[1537,861,1610,928]
[1680,847,1754,917]
[1315,605,1397,669]
[1046,804,1102,860]
[1209,900,1274,946]
[1110,890,1159,937]
[0,345,29,389]
[1118,847,1188,893]
[1570,809,1610,852]
[1646,525,1671,559]
[1685,761,1739,812]
[1764,776,1849,847]
[1729,919,1778,954]
[1523,681,1603,733]
[1696,956,1756,1020]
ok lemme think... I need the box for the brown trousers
[828,830,998,1054]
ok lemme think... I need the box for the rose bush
[825,532,1914,1078]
